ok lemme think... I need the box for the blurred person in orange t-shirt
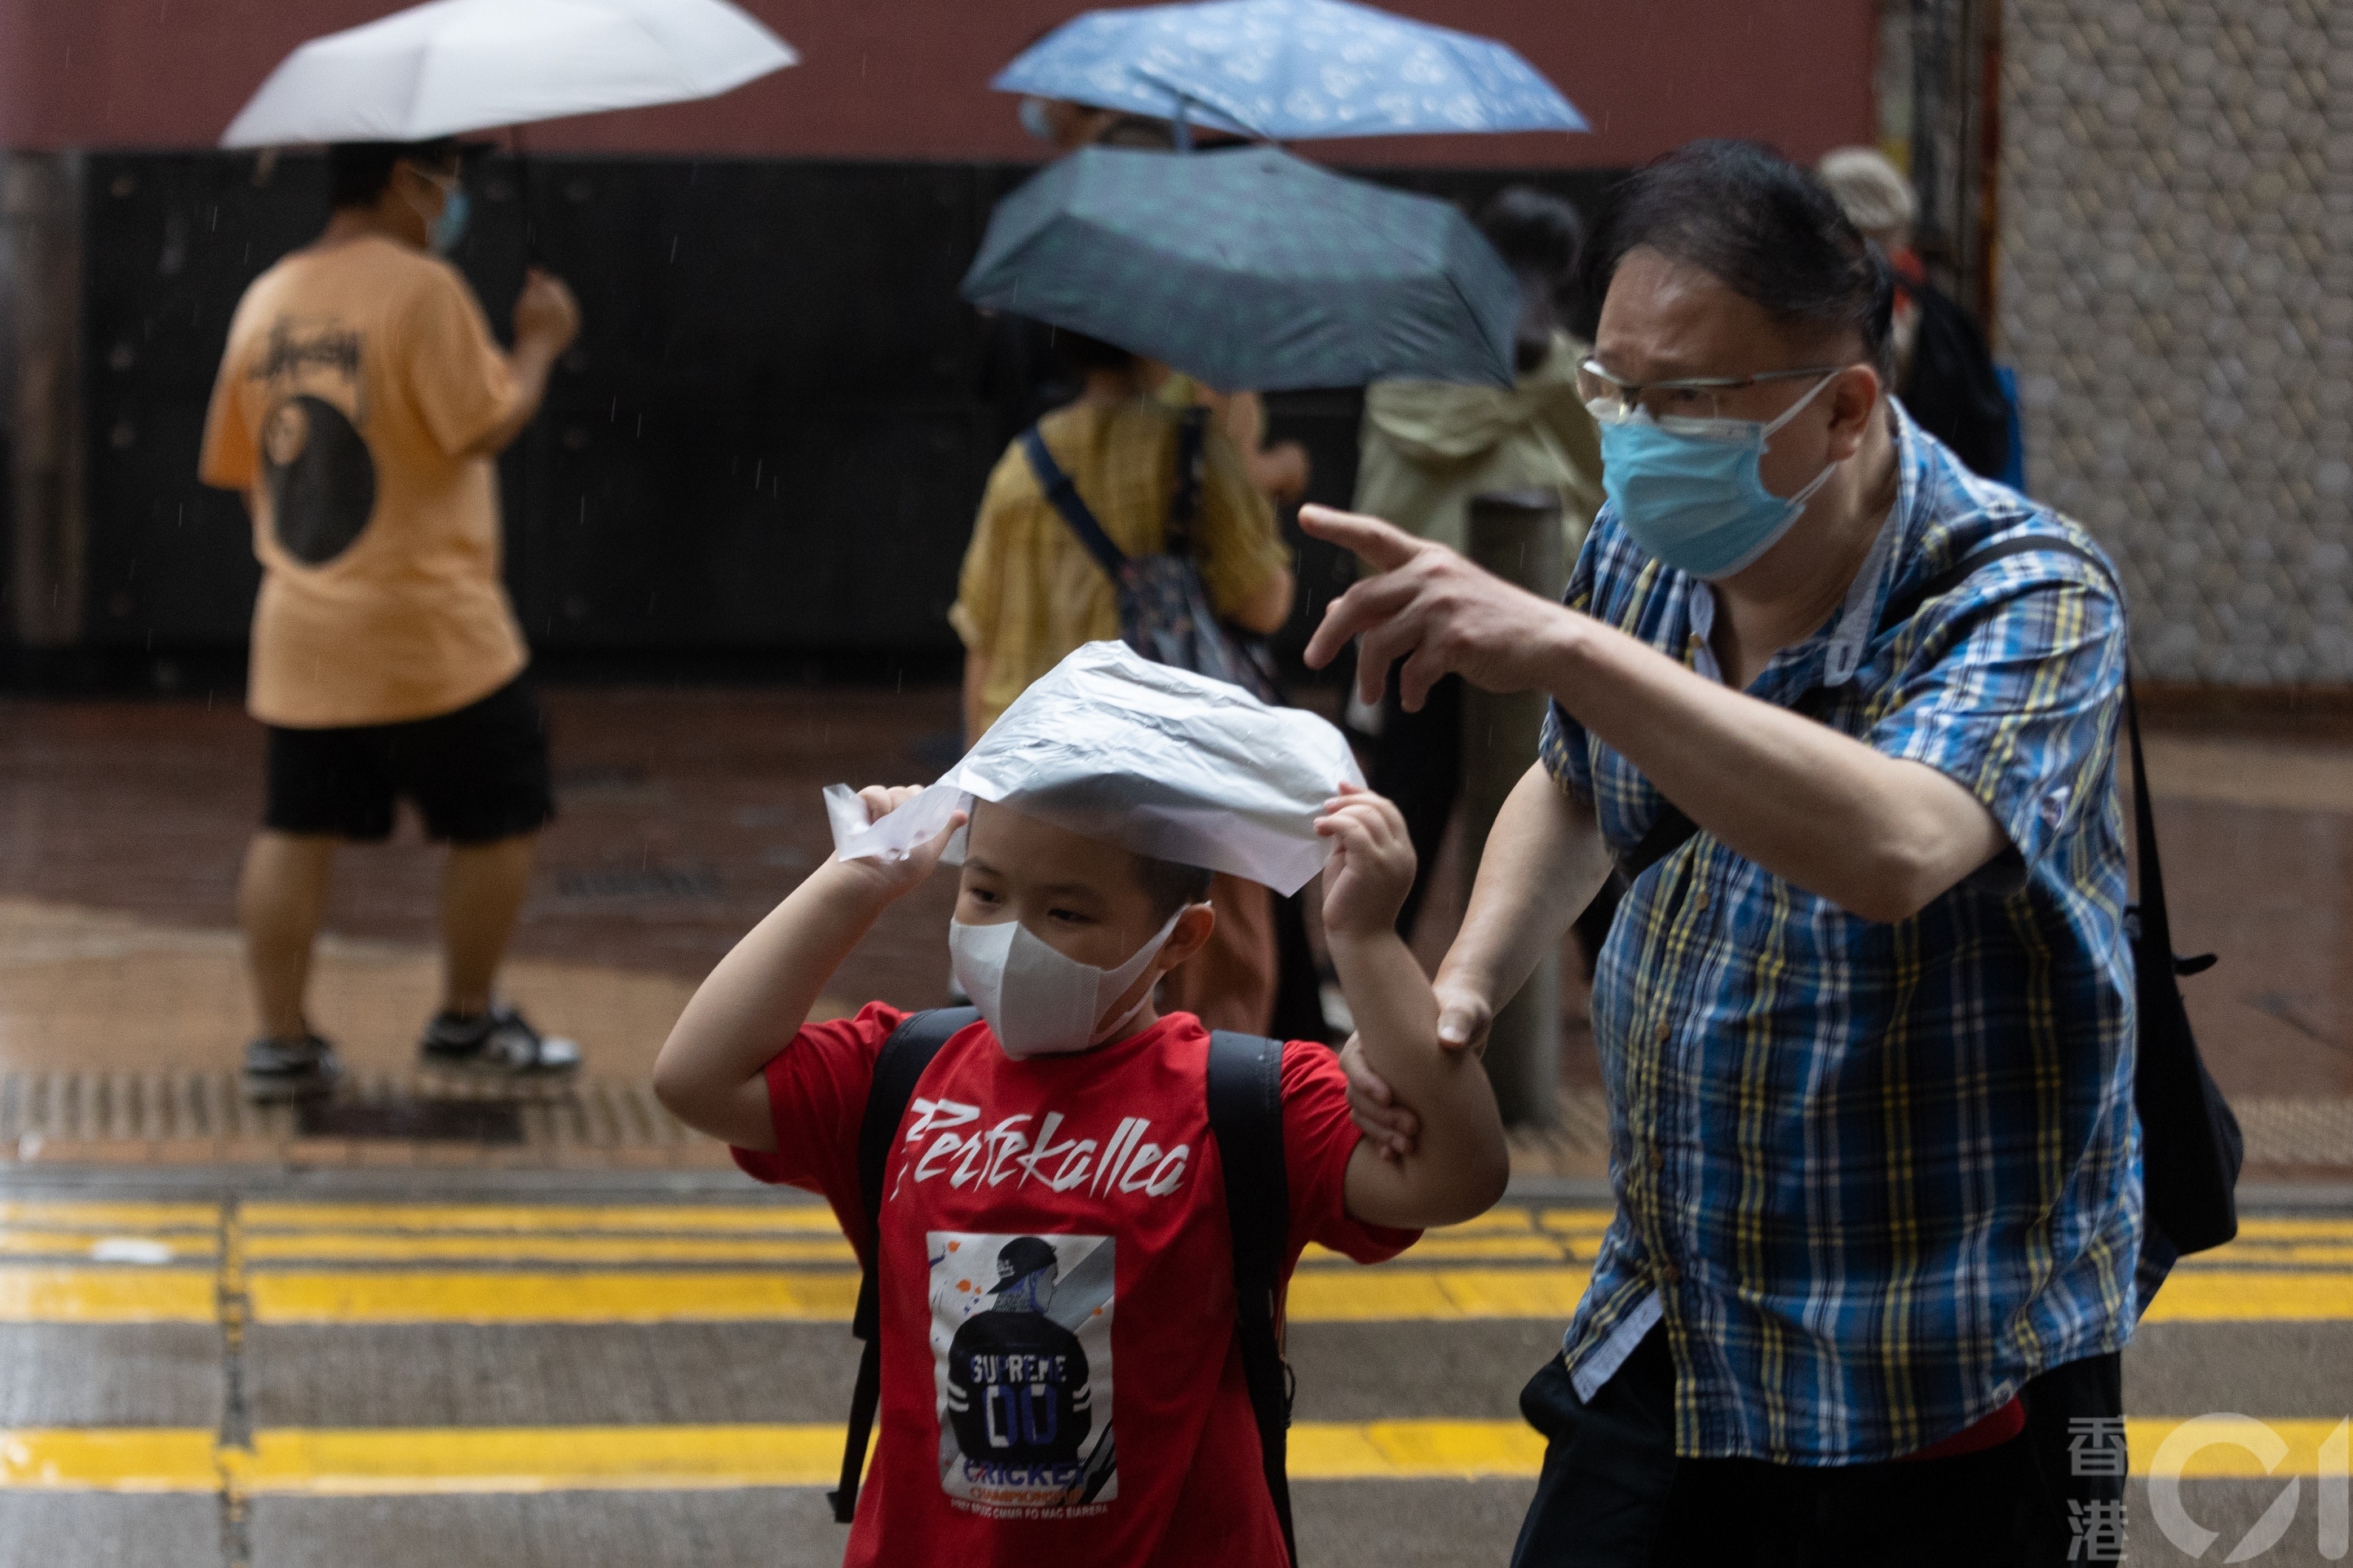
[201,139,582,1101]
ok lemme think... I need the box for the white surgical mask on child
[949,908,1184,1059]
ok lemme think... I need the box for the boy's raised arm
[652,787,963,1151]
[1316,788,1511,1230]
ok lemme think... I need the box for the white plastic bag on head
[825,642,1364,896]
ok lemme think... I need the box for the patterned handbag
[1021,409,1282,704]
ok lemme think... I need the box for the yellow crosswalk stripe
[244,1269,864,1324]
[1537,1208,1615,1234]
[239,1202,844,1236]
[0,1428,219,1490]
[237,1424,848,1495]
[2234,1217,2353,1240]
[2,1258,2346,1326]
[0,1230,215,1262]
[20,1203,2353,1257]
[2205,1242,2353,1265]
[1288,1268,1598,1321]
[2138,1270,2353,1322]
[1289,1420,1545,1479]
[2,1418,2342,1493]
[0,1268,216,1323]
[235,1267,1596,1324]
[239,1234,856,1266]
[0,1202,219,1233]
[1303,1235,1578,1264]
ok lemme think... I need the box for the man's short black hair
[1132,854,1214,921]
[1573,139,1895,378]
[326,139,460,211]
[1479,185,1583,286]
[1479,185,1586,372]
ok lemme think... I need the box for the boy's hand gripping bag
[824,640,1365,896]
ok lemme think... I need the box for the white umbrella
[221,0,796,148]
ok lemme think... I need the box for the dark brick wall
[74,151,1619,677]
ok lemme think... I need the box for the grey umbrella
[960,144,1518,391]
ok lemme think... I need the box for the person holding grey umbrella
[205,0,793,1100]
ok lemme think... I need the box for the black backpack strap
[2122,671,2238,1253]
[1614,532,2116,884]
[1615,800,1699,884]
[1874,532,2108,637]
[830,1005,979,1525]
[1205,1030,1297,1565]
[1021,424,1130,583]
[1168,404,1207,556]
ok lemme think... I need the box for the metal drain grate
[2,1073,2346,1171]
[0,1071,697,1153]
[2235,1097,2353,1168]
[296,1098,525,1143]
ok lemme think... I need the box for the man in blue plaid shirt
[1303,142,2138,1566]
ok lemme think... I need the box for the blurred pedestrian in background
[977,99,1185,446]
[1154,372,1314,507]
[200,138,584,1100]
[1351,186,1605,939]
[1817,146,2015,481]
[953,329,1296,1034]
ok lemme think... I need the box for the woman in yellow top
[953,330,1294,1033]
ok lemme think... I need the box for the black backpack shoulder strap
[1168,404,1207,556]
[1616,800,1700,884]
[1875,530,2111,637]
[1616,532,2116,885]
[1205,1029,1297,1565]
[1020,423,1130,582]
[829,1005,980,1525]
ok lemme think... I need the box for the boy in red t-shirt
[654,772,1508,1566]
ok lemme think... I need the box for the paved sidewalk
[3,685,2349,1181]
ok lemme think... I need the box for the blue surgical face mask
[406,169,470,255]
[430,188,471,254]
[1594,372,1842,581]
[1019,95,1059,144]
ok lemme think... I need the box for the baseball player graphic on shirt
[931,1232,1116,1514]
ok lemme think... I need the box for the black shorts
[264,677,555,845]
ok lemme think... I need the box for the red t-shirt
[733,1002,1418,1567]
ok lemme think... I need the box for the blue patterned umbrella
[961,144,1518,391]
[993,0,1583,142]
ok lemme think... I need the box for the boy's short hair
[1133,855,1214,921]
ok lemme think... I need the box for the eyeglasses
[1576,357,1851,424]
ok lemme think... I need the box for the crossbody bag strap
[1616,532,2118,885]
[1205,1029,1297,1566]
[1021,425,1130,583]
[830,1005,979,1525]
[1168,405,1207,558]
